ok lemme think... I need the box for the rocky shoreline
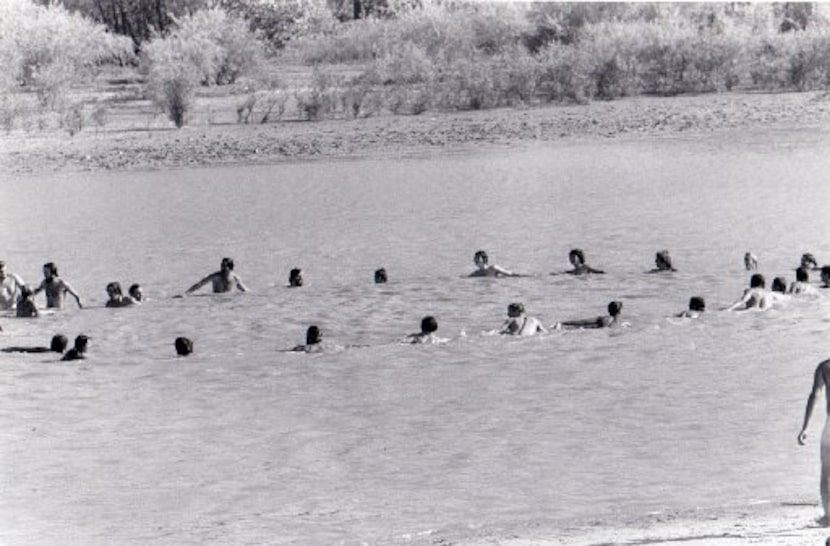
[3,90,830,175]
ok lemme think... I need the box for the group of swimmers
[1,249,828,356]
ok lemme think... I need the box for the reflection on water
[2,130,830,543]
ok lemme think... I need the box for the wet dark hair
[129,284,142,300]
[106,281,122,296]
[43,262,58,276]
[750,273,765,289]
[569,248,585,265]
[421,316,438,334]
[689,297,705,312]
[508,302,525,315]
[802,253,818,268]
[796,266,809,283]
[50,334,68,353]
[655,250,672,270]
[608,301,623,316]
[771,277,787,293]
[474,250,488,264]
[74,335,89,353]
[289,268,303,287]
[822,265,830,282]
[220,257,234,271]
[306,326,321,345]
[174,337,193,356]
[374,268,387,284]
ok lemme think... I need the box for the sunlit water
[2,128,830,544]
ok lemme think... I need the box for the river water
[2,128,830,544]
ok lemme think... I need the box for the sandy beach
[4,89,830,546]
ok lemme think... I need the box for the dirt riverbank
[2,90,830,176]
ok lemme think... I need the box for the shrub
[536,44,592,103]
[142,35,202,127]
[219,0,336,51]
[295,68,342,120]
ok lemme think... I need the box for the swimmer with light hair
[405,316,448,344]
[500,302,547,336]
[557,248,605,275]
[821,266,830,288]
[648,250,677,273]
[183,257,248,295]
[2,334,67,354]
[374,268,388,284]
[554,301,625,329]
[676,296,705,318]
[288,268,303,287]
[469,250,521,278]
[32,262,83,309]
[726,273,772,311]
[744,252,758,271]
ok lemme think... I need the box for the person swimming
[374,268,388,284]
[648,250,676,273]
[744,252,758,271]
[405,316,448,344]
[790,266,818,295]
[468,250,520,278]
[15,285,38,318]
[2,334,68,354]
[727,273,773,311]
[292,325,336,353]
[174,337,193,356]
[676,296,705,318]
[183,257,248,295]
[128,284,144,303]
[105,282,135,308]
[557,248,605,275]
[554,301,625,329]
[288,268,303,287]
[500,302,547,336]
[61,335,89,361]
[32,262,83,309]
[802,253,820,270]
[771,276,788,295]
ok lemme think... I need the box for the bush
[295,68,342,120]
[142,35,202,127]
[536,44,592,103]
[749,27,830,90]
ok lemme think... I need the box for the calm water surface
[2,129,830,544]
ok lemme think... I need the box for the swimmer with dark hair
[469,250,521,278]
[292,325,338,353]
[648,250,677,273]
[802,253,820,270]
[175,337,193,356]
[821,266,830,288]
[554,301,625,329]
[557,248,605,275]
[744,252,758,271]
[405,316,448,344]
[676,296,705,318]
[15,285,38,318]
[500,302,547,336]
[771,277,788,294]
[182,257,248,295]
[2,334,68,354]
[128,284,144,302]
[61,335,89,361]
[288,268,303,287]
[105,281,135,308]
[726,273,772,311]
[790,266,818,295]
[374,268,388,284]
[32,262,83,308]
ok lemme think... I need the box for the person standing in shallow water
[374,268,387,284]
[798,357,830,527]
[0,261,25,310]
[183,257,248,295]
[32,262,83,309]
[468,250,520,278]
[648,250,676,273]
[288,268,303,287]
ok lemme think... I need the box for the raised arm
[234,274,249,292]
[799,360,828,445]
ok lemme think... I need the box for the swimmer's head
[129,284,143,301]
[608,301,623,316]
[750,273,765,288]
[474,250,489,267]
[689,296,705,312]
[220,257,234,271]
[796,266,809,283]
[289,268,303,287]
[421,316,438,334]
[771,277,787,293]
[174,336,193,356]
[43,262,57,278]
[655,250,672,270]
[743,252,757,270]
[822,266,830,286]
[306,326,321,345]
[106,281,122,297]
[569,248,585,267]
[74,335,89,353]
[801,253,818,269]
[50,334,68,353]
[507,302,525,317]
[374,268,387,284]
